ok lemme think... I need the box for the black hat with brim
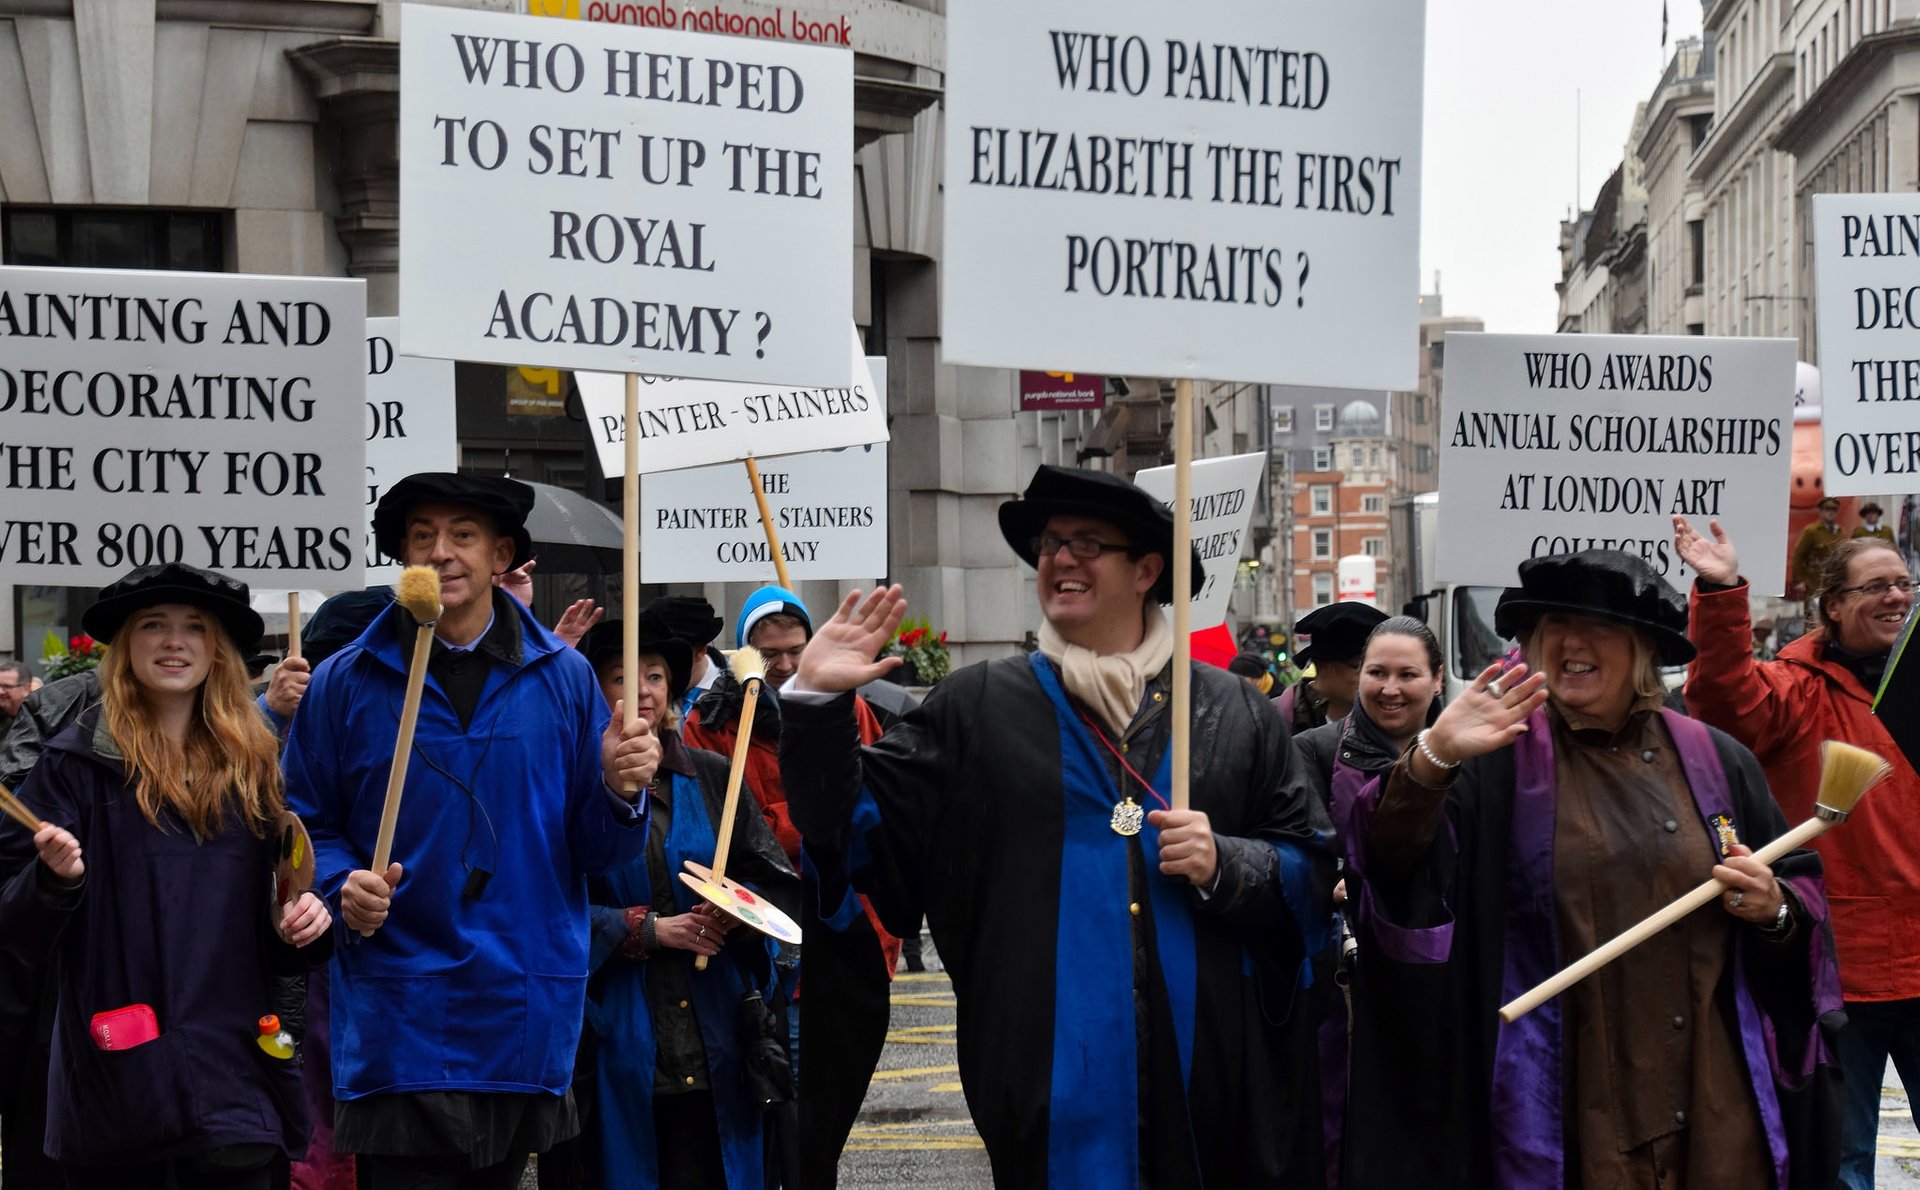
[997,465,1204,605]
[578,615,694,701]
[1294,601,1390,666]
[1861,502,1885,517]
[1493,549,1695,666]
[304,588,397,666]
[372,473,536,572]
[82,562,265,654]
[641,595,725,649]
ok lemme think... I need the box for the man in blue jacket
[284,473,658,1189]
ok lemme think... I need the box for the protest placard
[940,0,1424,389]
[1438,332,1797,592]
[399,1,853,385]
[1135,451,1265,628]
[0,265,367,587]
[364,319,459,584]
[1813,194,1920,496]
[577,323,883,476]
[640,357,888,582]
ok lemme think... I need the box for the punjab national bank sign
[532,0,856,49]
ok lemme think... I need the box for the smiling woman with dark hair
[1677,515,1919,1189]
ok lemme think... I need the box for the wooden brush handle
[0,782,45,833]
[364,622,435,936]
[695,677,761,973]
[1499,816,1831,1022]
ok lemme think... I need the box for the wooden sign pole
[744,456,792,591]
[693,648,767,972]
[286,593,303,661]
[622,374,642,795]
[1170,378,1194,812]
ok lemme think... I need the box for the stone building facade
[0,0,1063,668]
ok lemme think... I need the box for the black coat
[0,711,331,1167]
[782,654,1333,1188]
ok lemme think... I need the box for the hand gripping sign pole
[365,566,442,936]
[682,644,803,970]
[1170,379,1194,811]
[1499,739,1891,1022]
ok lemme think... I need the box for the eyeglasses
[1835,578,1916,599]
[1031,533,1130,561]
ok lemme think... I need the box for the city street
[833,933,1920,1189]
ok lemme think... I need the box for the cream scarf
[1037,608,1174,738]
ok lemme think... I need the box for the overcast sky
[1421,0,1706,333]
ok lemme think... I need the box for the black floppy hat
[641,595,725,649]
[372,473,536,571]
[578,614,694,701]
[304,588,397,666]
[998,465,1205,605]
[1493,550,1695,665]
[1294,601,1389,666]
[82,562,265,654]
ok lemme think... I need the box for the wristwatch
[1756,885,1793,939]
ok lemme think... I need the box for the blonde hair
[98,614,284,840]
[596,650,682,732]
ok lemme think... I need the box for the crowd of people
[0,462,1914,1190]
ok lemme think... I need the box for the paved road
[833,933,1920,1189]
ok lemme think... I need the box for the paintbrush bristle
[1817,740,1893,816]
[725,646,768,684]
[396,566,442,625]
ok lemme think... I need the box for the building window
[1369,446,1381,468]
[2,207,225,272]
[1312,571,1334,605]
[1414,394,1429,425]
[1313,446,1333,471]
[1362,494,1385,513]
[1363,537,1385,558]
[1312,529,1332,560]
[1415,444,1433,472]
[1688,218,1705,286]
[1273,406,1294,434]
[1310,485,1332,515]
[1687,322,1705,336]
[1314,404,1335,432]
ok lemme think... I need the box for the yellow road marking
[848,1119,977,1134]
[868,1063,960,1081]
[891,995,957,1007]
[884,1036,958,1046]
[890,1024,957,1034]
[843,1140,986,1151]
[931,1082,965,1093]
[891,973,949,983]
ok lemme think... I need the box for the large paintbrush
[1500,739,1893,1022]
[0,781,45,834]
[364,566,441,936]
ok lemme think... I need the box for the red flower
[76,636,94,650]
[69,636,81,649]
[938,631,948,645]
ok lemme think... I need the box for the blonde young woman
[0,563,332,1190]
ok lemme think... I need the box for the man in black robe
[780,465,1333,1187]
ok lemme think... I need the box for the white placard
[1133,451,1265,628]
[1438,333,1796,593]
[578,324,884,475]
[1813,194,1920,496]
[640,358,887,582]
[364,319,459,584]
[941,0,1424,389]
[0,265,367,586]
[399,2,853,386]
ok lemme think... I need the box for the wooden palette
[272,811,316,909]
[679,859,802,945]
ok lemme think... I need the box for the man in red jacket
[1675,515,1918,1190]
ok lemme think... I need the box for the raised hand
[495,556,537,607]
[1672,515,1739,586]
[553,598,604,648]
[265,656,311,719]
[796,586,908,694]
[1420,662,1549,771]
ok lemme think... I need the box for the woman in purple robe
[1338,549,1842,1190]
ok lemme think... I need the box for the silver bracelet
[1416,729,1459,771]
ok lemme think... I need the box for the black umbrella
[520,481,624,573]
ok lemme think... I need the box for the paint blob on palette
[680,860,802,945]
[272,811,316,909]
